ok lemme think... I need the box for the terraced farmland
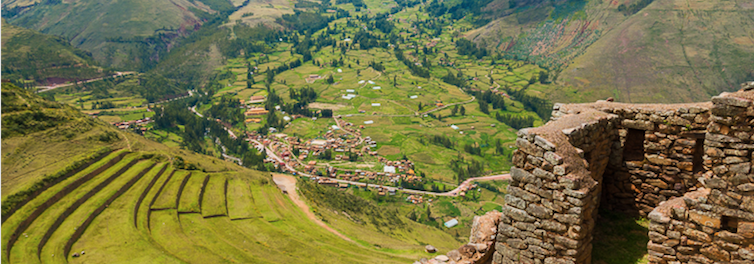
[2,149,415,263]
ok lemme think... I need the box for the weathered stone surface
[533,167,556,180]
[648,211,671,224]
[648,231,668,243]
[502,205,536,222]
[688,210,721,228]
[511,167,538,184]
[683,228,711,242]
[544,151,563,165]
[738,183,754,192]
[738,222,754,239]
[552,234,579,249]
[553,165,567,176]
[558,177,580,190]
[707,133,742,143]
[508,186,540,203]
[623,119,654,130]
[705,178,728,189]
[647,241,675,255]
[715,231,745,244]
[516,138,545,157]
[740,248,754,260]
[553,214,580,225]
[535,136,556,151]
[505,194,526,210]
[700,245,730,262]
[507,238,527,249]
[526,204,553,219]
[730,163,751,174]
[541,220,567,233]
[712,96,751,108]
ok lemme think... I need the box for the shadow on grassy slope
[592,209,649,264]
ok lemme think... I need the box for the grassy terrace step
[63,162,158,258]
[2,149,128,261]
[227,177,259,220]
[146,169,175,231]
[150,210,226,263]
[177,172,206,213]
[39,160,155,263]
[5,152,137,264]
[151,171,190,210]
[69,163,183,264]
[132,163,169,228]
[250,185,281,222]
[177,214,262,263]
[2,148,116,223]
[201,175,228,218]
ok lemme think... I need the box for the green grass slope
[0,19,108,86]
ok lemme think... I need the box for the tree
[478,100,489,114]
[451,105,458,116]
[538,71,549,84]
[326,75,335,84]
[460,106,466,116]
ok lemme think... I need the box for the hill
[0,82,460,263]
[1,0,235,70]
[466,0,754,103]
[0,19,110,87]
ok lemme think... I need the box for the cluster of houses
[242,96,268,123]
[405,195,425,204]
[110,117,153,134]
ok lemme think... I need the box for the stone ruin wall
[646,93,754,264]
[492,84,754,264]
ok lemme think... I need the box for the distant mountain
[2,0,235,70]
[1,19,109,86]
[467,0,754,103]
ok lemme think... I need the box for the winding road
[272,174,355,242]
[36,72,135,93]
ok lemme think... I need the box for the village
[105,91,487,203]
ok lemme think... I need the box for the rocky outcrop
[419,211,502,264]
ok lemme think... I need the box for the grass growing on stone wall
[592,209,650,264]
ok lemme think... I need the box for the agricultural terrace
[2,148,466,263]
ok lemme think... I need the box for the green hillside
[556,0,754,103]
[466,0,754,103]
[1,19,109,87]
[1,82,461,263]
[1,0,233,70]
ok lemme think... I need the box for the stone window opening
[721,216,738,233]
[692,137,705,173]
[623,129,645,161]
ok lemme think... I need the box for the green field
[201,175,228,218]
[227,176,259,220]
[151,171,189,210]
[177,172,206,213]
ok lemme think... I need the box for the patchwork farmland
[1,149,413,263]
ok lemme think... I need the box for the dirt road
[271,173,354,243]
